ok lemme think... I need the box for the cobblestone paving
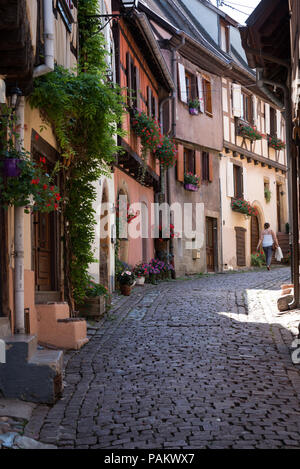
[24,267,300,449]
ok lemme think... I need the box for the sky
[212,0,261,25]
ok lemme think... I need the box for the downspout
[14,97,25,334]
[14,1,54,333]
[256,69,299,309]
[159,94,172,196]
[33,0,54,78]
[168,36,185,277]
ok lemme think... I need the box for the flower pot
[189,108,199,115]
[136,276,145,286]
[120,284,132,296]
[2,158,21,177]
[184,183,198,192]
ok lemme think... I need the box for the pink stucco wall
[115,168,155,268]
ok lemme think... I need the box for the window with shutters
[184,149,195,174]
[147,86,157,119]
[241,91,252,123]
[203,78,212,116]
[233,164,243,199]
[202,152,210,181]
[185,71,197,102]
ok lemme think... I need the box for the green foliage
[264,187,271,203]
[85,279,108,298]
[251,251,266,267]
[29,0,125,307]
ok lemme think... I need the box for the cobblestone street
[24,267,300,449]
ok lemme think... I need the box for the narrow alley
[23,267,300,449]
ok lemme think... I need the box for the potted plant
[231,198,258,217]
[117,270,135,296]
[264,187,271,203]
[268,136,286,150]
[238,123,263,141]
[0,153,61,213]
[77,281,109,319]
[188,98,200,115]
[154,135,177,169]
[184,172,200,191]
[134,263,149,285]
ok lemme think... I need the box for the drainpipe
[159,94,172,196]
[14,97,25,334]
[167,37,185,278]
[33,0,54,78]
[256,69,299,309]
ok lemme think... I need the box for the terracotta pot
[120,284,132,296]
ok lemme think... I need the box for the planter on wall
[77,296,106,319]
[189,108,199,116]
[2,158,21,177]
[184,183,199,192]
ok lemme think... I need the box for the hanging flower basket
[2,158,22,177]
[184,183,198,192]
[154,135,177,169]
[131,110,161,153]
[268,136,286,150]
[238,124,263,141]
[231,198,258,217]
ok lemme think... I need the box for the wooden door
[276,184,282,232]
[251,215,260,254]
[34,212,54,291]
[206,217,215,272]
[235,227,246,266]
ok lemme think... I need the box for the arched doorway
[99,184,110,290]
[251,214,260,254]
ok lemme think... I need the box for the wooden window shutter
[242,166,247,200]
[252,95,257,127]
[205,79,212,115]
[126,52,132,102]
[235,227,246,266]
[276,110,281,139]
[195,150,201,182]
[154,97,159,120]
[147,86,152,116]
[197,75,205,113]
[177,144,184,182]
[265,103,270,134]
[232,83,242,117]
[227,161,234,197]
[208,154,213,182]
[135,67,140,109]
[178,63,187,103]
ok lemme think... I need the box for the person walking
[256,222,279,271]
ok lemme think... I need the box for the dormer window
[220,19,230,53]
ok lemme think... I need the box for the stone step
[0,318,11,337]
[1,335,38,363]
[0,336,63,403]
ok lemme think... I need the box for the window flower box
[268,136,286,150]
[184,172,199,191]
[231,198,258,217]
[188,98,200,116]
[184,183,198,191]
[237,123,263,141]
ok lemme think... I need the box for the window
[184,149,195,174]
[185,71,197,102]
[203,78,212,116]
[220,19,230,53]
[147,86,157,119]
[270,107,277,137]
[202,152,210,181]
[241,92,252,123]
[126,52,139,107]
[233,164,243,199]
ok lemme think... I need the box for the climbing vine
[29,0,125,309]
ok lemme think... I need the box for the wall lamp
[88,0,138,32]
[8,86,22,111]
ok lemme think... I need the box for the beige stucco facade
[220,77,289,270]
